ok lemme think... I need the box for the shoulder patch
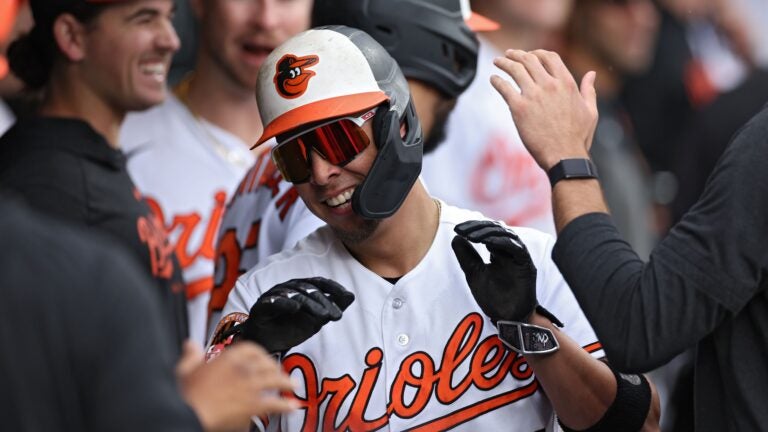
[205,312,249,362]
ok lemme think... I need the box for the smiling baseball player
[206,0,498,337]
[208,26,660,431]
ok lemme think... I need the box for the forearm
[525,314,660,431]
[552,177,608,234]
[553,214,735,371]
[524,312,615,429]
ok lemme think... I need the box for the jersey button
[397,333,410,346]
[392,298,405,309]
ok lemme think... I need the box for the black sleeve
[0,200,201,431]
[553,106,768,372]
[72,251,202,432]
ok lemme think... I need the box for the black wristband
[558,368,651,432]
[547,158,598,187]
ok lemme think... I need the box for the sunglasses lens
[272,119,371,183]
[272,138,311,183]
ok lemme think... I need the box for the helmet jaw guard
[352,96,422,219]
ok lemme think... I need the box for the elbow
[601,343,670,374]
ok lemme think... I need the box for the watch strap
[547,158,598,187]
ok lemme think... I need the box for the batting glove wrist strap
[497,320,559,355]
[531,304,564,328]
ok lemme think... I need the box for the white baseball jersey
[207,150,324,339]
[214,202,603,431]
[422,37,555,235]
[120,94,255,345]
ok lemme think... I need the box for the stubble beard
[332,217,381,245]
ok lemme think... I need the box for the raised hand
[490,49,598,172]
[451,220,539,324]
[178,341,298,431]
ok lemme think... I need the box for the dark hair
[7,3,109,90]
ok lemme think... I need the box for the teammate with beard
[120,0,312,345]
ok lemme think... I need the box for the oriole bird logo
[273,54,320,99]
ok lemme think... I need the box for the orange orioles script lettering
[274,54,319,99]
[134,189,175,280]
[144,191,227,299]
[470,133,551,227]
[282,313,540,431]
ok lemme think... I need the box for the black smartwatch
[547,158,598,187]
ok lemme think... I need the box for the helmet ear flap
[351,98,423,219]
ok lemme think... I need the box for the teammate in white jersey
[207,0,500,336]
[209,27,660,431]
[120,0,312,344]
[422,0,576,235]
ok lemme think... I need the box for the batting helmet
[254,26,422,219]
[311,0,498,98]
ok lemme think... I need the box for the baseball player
[209,27,660,431]
[207,0,499,337]
[422,0,573,235]
[119,0,312,345]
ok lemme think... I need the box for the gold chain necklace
[174,75,252,170]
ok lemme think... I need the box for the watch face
[560,159,597,178]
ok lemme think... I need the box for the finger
[506,49,551,84]
[253,396,300,415]
[457,223,510,245]
[309,277,355,311]
[490,74,523,108]
[531,50,573,82]
[451,236,485,280]
[493,56,535,92]
[251,294,301,319]
[252,370,297,393]
[480,229,525,250]
[176,340,204,378]
[483,235,534,266]
[231,340,269,358]
[298,281,343,321]
[454,220,498,238]
[289,288,332,319]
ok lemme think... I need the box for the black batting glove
[452,220,561,326]
[238,277,355,354]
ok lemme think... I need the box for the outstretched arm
[490,49,768,371]
[489,49,606,233]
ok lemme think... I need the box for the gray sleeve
[552,106,768,373]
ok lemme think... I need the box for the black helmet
[312,0,497,98]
